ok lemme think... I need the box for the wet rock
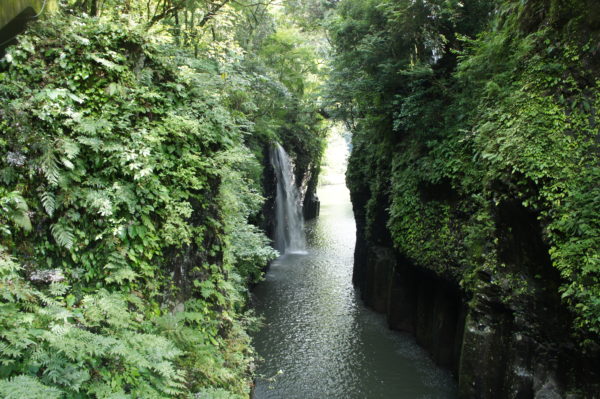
[364,246,395,312]
[348,181,600,397]
[303,193,320,220]
[29,268,65,283]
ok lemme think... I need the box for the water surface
[252,184,457,399]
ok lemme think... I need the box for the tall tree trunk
[175,11,180,46]
[90,0,99,16]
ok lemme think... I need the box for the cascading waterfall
[270,143,307,255]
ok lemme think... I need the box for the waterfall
[270,143,307,255]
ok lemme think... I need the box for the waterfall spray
[270,143,307,255]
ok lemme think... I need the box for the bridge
[1,0,56,50]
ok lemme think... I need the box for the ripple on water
[252,184,457,399]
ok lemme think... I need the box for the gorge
[253,136,456,398]
[0,0,598,398]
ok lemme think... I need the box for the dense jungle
[0,0,598,398]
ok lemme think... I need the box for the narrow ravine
[2,2,597,398]
[252,137,457,399]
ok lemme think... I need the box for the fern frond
[0,375,63,399]
[10,212,32,232]
[39,351,90,390]
[50,223,74,249]
[40,149,61,186]
[85,190,114,216]
[105,267,138,284]
[90,54,124,71]
[41,192,56,217]
[61,140,80,159]
[0,191,32,231]
[76,136,102,151]
[81,289,132,328]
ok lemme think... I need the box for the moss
[331,0,600,343]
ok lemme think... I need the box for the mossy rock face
[0,0,57,31]
[331,0,600,395]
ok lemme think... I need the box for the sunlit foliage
[0,0,325,396]
[328,0,600,343]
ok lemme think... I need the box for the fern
[38,352,90,391]
[0,254,21,277]
[85,190,114,216]
[76,135,103,151]
[50,223,74,249]
[80,290,133,329]
[60,157,74,170]
[61,139,80,159]
[0,15,274,398]
[41,192,56,217]
[40,148,61,186]
[104,252,137,285]
[0,191,32,232]
[0,375,63,399]
[90,54,124,72]
[105,266,138,284]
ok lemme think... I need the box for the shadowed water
[252,184,457,399]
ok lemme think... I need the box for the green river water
[252,182,457,399]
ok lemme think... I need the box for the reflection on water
[252,184,457,399]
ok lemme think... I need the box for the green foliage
[0,247,258,397]
[0,4,323,394]
[0,375,63,399]
[227,28,327,184]
[1,0,327,395]
[329,0,600,343]
[0,189,32,236]
[219,148,279,284]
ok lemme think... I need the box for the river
[251,179,457,399]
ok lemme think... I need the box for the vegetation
[2,0,599,396]
[0,0,325,397]
[328,0,600,345]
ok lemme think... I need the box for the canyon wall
[331,1,600,397]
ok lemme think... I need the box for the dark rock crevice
[166,180,224,305]
[350,193,600,398]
